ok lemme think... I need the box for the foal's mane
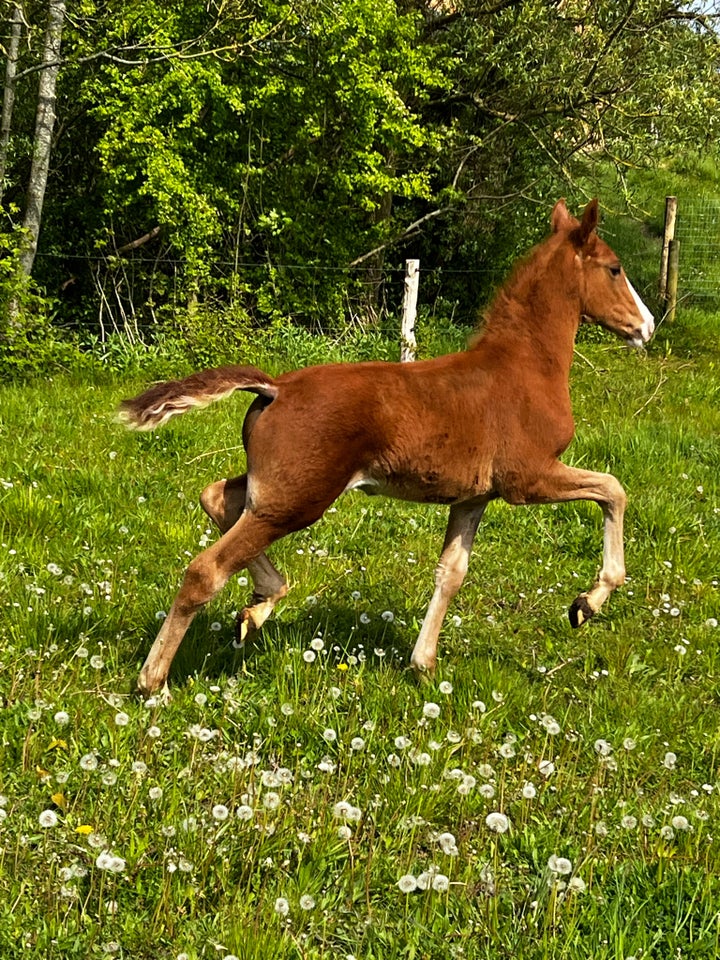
[468,230,565,348]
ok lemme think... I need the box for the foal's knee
[435,556,468,600]
[179,556,224,613]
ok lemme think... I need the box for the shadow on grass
[126,600,415,692]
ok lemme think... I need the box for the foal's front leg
[410,500,487,677]
[515,462,627,626]
[200,476,288,643]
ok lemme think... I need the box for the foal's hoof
[136,677,172,705]
[235,609,260,647]
[409,659,436,683]
[568,594,594,628]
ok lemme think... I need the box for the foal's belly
[344,464,493,506]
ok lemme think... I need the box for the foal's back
[244,340,573,510]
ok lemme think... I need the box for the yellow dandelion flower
[75,824,93,835]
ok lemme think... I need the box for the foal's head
[553,198,655,347]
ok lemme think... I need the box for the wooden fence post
[659,195,677,300]
[666,238,680,324]
[400,259,419,362]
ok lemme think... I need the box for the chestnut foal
[120,199,654,698]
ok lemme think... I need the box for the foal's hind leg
[200,476,288,643]
[410,500,487,678]
[137,510,285,697]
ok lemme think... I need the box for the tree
[0,2,24,205]
[19,0,65,278]
[1,0,719,338]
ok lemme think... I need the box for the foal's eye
[609,265,622,278]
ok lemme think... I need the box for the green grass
[0,314,719,960]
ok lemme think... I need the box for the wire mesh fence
[675,197,720,304]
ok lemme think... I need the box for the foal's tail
[117,365,279,431]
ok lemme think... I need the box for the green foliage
[4,0,720,340]
[0,229,83,379]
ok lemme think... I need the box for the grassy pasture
[0,313,719,959]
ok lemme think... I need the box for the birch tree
[19,0,65,278]
[0,2,24,205]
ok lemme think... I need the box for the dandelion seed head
[548,855,572,875]
[485,811,510,834]
[671,815,690,831]
[437,831,458,856]
[397,874,418,893]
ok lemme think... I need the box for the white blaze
[626,278,655,344]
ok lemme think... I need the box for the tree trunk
[19,0,66,278]
[362,189,393,323]
[0,2,24,206]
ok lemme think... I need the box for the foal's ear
[551,198,572,233]
[577,198,599,244]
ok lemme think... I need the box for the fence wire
[676,197,720,303]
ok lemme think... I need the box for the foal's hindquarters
[136,388,363,697]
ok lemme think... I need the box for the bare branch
[114,226,161,256]
[349,208,450,267]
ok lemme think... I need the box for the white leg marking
[410,502,487,676]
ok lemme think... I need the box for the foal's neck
[474,241,580,369]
